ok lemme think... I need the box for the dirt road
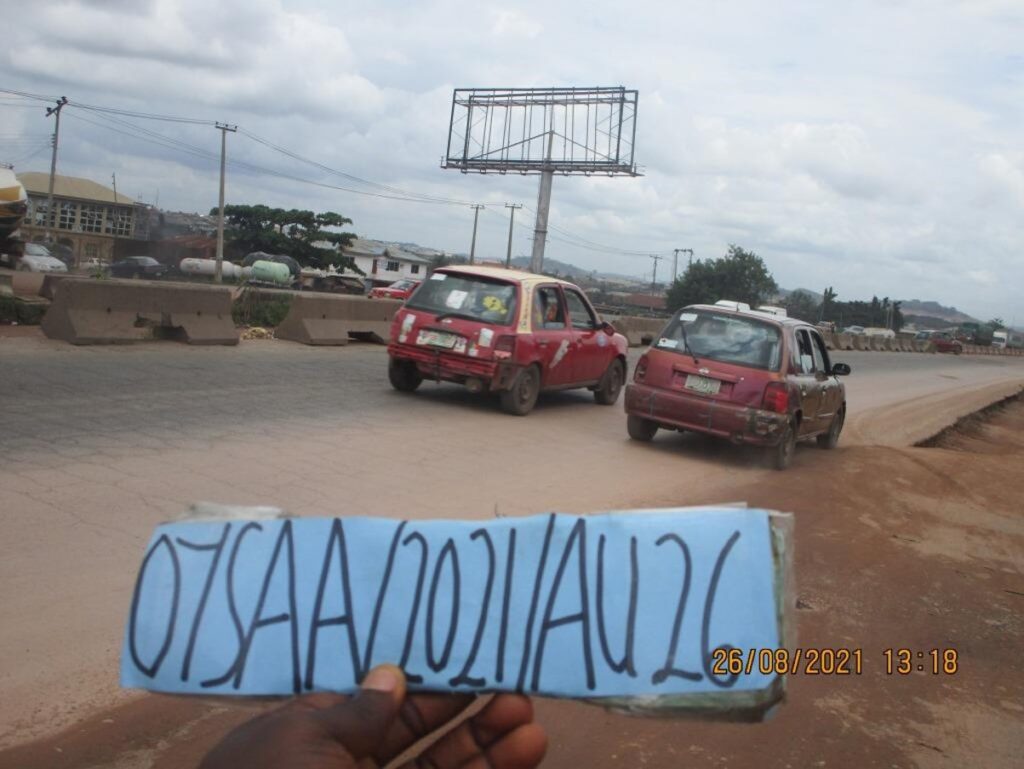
[0,334,1022,766]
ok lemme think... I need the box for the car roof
[437,264,578,290]
[685,303,812,328]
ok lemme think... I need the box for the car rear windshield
[406,273,517,326]
[655,309,783,371]
[25,244,51,256]
[390,279,416,290]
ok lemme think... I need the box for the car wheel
[388,358,422,393]
[817,407,845,449]
[627,414,659,442]
[500,365,540,416]
[594,358,625,405]
[771,419,798,470]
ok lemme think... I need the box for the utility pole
[504,203,522,268]
[111,173,118,205]
[214,122,237,283]
[44,96,68,241]
[672,248,692,282]
[649,254,663,296]
[468,204,485,264]
[529,128,556,274]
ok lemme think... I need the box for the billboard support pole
[530,130,555,274]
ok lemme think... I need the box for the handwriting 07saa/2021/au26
[121,509,788,706]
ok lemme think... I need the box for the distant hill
[508,256,644,283]
[898,300,978,324]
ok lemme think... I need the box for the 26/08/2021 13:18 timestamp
[710,648,960,676]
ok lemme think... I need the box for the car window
[794,329,816,373]
[810,331,830,373]
[405,272,517,325]
[532,286,566,330]
[656,309,782,371]
[563,289,597,330]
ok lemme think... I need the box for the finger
[405,694,537,768]
[314,664,406,759]
[289,692,348,711]
[372,692,476,764]
[455,723,547,769]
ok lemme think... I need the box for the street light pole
[214,122,237,284]
[504,203,522,268]
[44,96,68,241]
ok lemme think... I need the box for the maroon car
[929,331,963,355]
[369,278,421,301]
[624,303,851,469]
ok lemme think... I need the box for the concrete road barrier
[0,272,11,297]
[42,278,239,345]
[852,335,869,351]
[275,293,402,345]
[612,316,668,347]
[12,271,45,297]
[38,273,84,300]
[868,336,884,351]
[823,332,836,350]
[835,332,854,350]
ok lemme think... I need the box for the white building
[343,238,434,286]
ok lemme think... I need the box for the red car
[369,278,421,300]
[929,331,963,355]
[624,303,851,469]
[387,266,629,415]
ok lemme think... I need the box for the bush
[232,289,292,328]
[0,296,46,325]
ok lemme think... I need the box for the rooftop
[17,172,136,206]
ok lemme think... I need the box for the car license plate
[417,329,457,349]
[685,374,721,395]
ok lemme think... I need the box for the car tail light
[762,382,789,413]
[495,334,516,359]
[634,354,649,382]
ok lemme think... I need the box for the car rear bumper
[624,383,788,446]
[388,343,518,390]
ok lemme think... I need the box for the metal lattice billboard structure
[444,87,639,176]
[443,87,641,272]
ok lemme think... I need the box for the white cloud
[2,0,1021,321]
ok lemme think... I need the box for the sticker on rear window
[679,312,698,322]
[657,338,679,349]
[478,327,494,347]
[445,289,468,309]
[430,273,447,281]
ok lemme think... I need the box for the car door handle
[538,340,549,348]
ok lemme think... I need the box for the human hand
[199,664,547,769]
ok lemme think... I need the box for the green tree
[666,245,778,312]
[821,286,838,321]
[214,204,361,272]
[782,290,821,322]
[988,317,1005,330]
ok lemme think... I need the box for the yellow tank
[0,168,28,240]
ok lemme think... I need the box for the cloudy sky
[2,0,1022,321]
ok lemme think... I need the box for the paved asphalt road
[0,335,1022,750]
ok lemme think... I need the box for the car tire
[627,414,659,442]
[594,358,626,405]
[817,407,844,449]
[500,365,540,416]
[388,358,422,393]
[771,419,798,470]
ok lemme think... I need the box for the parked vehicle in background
[17,243,68,273]
[991,330,1023,349]
[624,303,851,470]
[929,330,963,354]
[107,256,169,279]
[843,325,865,335]
[914,330,933,341]
[369,278,422,301]
[863,327,895,338]
[387,266,629,415]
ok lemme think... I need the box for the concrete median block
[42,278,239,345]
[612,316,668,347]
[274,293,402,345]
[39,273,82,300]
[0,272,11,297]
[835,333,853,350]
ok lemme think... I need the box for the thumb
[316,664,407,759]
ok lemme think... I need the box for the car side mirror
[600,321,616,336]
[831,362,851,376]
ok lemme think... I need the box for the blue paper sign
[120,509,782,698]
